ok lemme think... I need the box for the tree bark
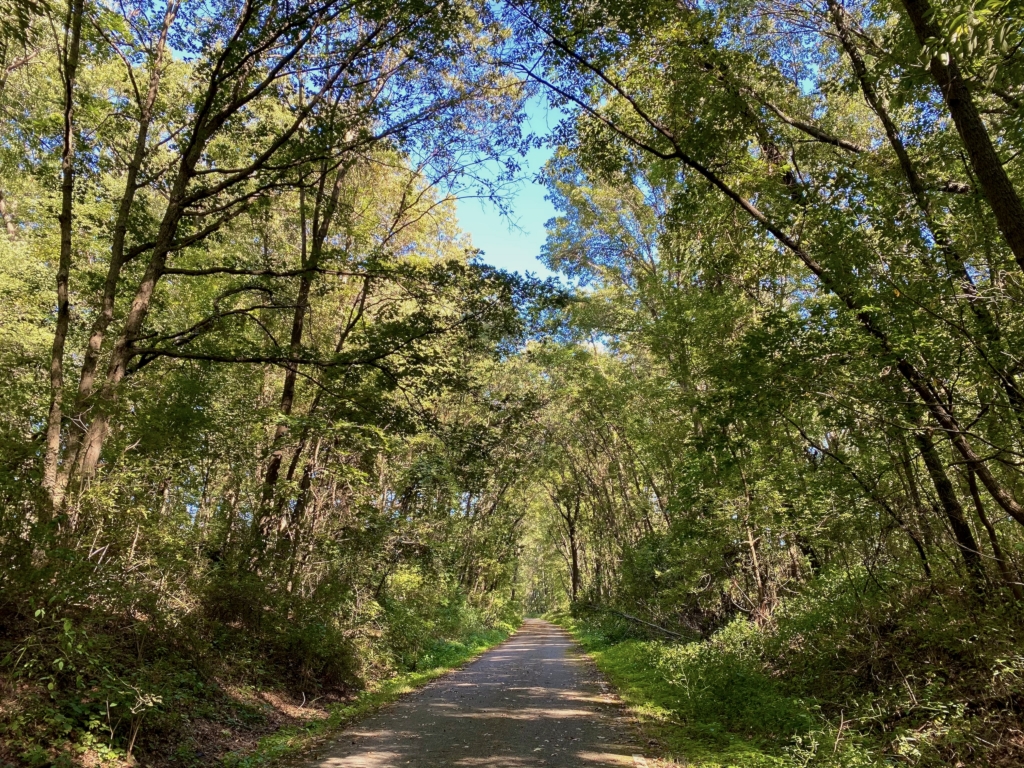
[41,0,84,509]
[915,429,986,585]
[966,467,1022,599]
[568,515,580,603]
[59,1,178,502]
[0,189,16,240]
[554,494,581,603]
[901,0,1024,275]
[75,193,184,481]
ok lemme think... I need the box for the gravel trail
[310,618,646,767]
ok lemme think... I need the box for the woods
[516,0,1024,626]
[1,0,535,762]
[2,0,1024,767]
[513,1,1024,763]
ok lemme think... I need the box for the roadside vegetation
[0,2,528,765]
[218,627,510,768]
[554,583,1024,768]
[1,574,516,768]
[517,1,1024,764]
[4,0,1024,767]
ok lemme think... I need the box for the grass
[550,612,803,768]
[0,587,517,768]
[549,578,1024,768]
[218,628,512,768]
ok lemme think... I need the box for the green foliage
[556,575,1024,768]
[221,627,509,768]
[2,610,163,766]
[0,575,515,766]
[511,0,1024,761]
[555,611,810,767]
[5,0,1024,766]
[0,3,533,764]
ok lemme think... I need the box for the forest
[1,0,1024,766]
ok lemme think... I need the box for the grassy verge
[550,584,1024,768]
[1,595,517,768]
[548,612,797,768]
[219,628,513,768]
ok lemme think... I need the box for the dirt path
[310,618,647,767]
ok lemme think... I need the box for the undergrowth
[0,559,518,768]
[551,571,1024,768]
[219,628,511,768]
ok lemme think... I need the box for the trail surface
[311,619,645,767]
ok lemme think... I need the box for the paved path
[311,619,645,767]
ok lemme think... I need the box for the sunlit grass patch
[552,613,803,767]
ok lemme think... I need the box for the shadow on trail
[312,619,642,768]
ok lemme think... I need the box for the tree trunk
[75,187,188,482]
[556,495,581,604]
[915,429,986,586]
[60,2,178,500]
[0,189,16,239]
[966,468,1022,599]
[569,519,580,603]
[42,0,84,510]
[257,163,350,540]
[901,0,1024,274]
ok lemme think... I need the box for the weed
[551,571,1024,768]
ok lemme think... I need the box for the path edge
[221,624,524,768]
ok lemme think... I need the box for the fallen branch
[599,608,686,639]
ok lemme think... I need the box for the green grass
[219,628,512,768]
[550,612,805,767]
[550,586,1024,768]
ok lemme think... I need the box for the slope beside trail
[310,618,648,767]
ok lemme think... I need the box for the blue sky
[455,100,559,278]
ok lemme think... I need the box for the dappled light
[313,621,642,767]
[3,0,1024,766]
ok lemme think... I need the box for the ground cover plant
[217,627,511,768]
[4,0,1024,766]
[554,576,1024,767]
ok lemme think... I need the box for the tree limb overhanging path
[310,620,648,767]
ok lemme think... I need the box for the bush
[556,571,1024,768]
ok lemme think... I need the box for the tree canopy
[2,1,1024,766]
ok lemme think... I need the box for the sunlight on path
[309,619,644,768]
